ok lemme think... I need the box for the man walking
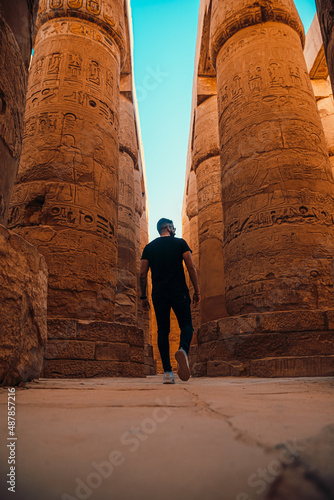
[140,218,200,384]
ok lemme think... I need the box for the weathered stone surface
[0,224,48,385]
[192,96,220,171]
[47,318,77,340]
[196,156,227,323]
[315,0,334,94]
[35,0,127,64]
[76,320,144,347]
[210,0,305,69]
[95,342,130,361]
[84,361,146,378]
[195,307,334,377]
[211,0,334,316]
[250,356,334,377]
[43,359,85,378]
[45,340,95,360]
[114,94,138,325]
[0,4,29,225]
[325,308,334,330]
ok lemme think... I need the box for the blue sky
[131,0,317,240]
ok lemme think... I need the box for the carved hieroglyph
[0,1,32,225]
[114,95,138,324]
[211,0,334,315]
[9,1,126,322]
[315,0,334,94]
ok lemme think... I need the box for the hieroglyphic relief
[10,1,126,322]
[0,7,29,225]
[36,1,126,64]
[211,0,334,315]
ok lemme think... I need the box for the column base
[189,309,334,378]
[44,319,147,378]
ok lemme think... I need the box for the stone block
[229,361,248,377]
[47,319,77,340]
[257,310,326,334]
[83,361,145,378]
[122,362,146,378]
[191,362,207,377]
[218,315,258,337]
[95,342,130,362]
[197,321,219,343]
[325,309,334,330]
[44,341,95,360]
[77,321,128,343]
[129,346,145,364]
[198,340,234,363]
[0,225,48,385]
[250,356,334,377]
[43,360,85,378]
[84,361,125,378]
[207,360,231,377]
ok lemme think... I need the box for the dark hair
[157,218,173,234]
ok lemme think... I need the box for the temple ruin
[1,0,334,384]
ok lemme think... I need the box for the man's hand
[141,298,150,311]
[192,293,201,306]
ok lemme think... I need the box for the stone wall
[0,224,48,385]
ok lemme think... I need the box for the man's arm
[182,251,201,305]
[139,259,150,310]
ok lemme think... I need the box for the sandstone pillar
[186,170,200,332]
[0,0,36,224]
[315,0,334,94]
[193,95,227,324]
[211,0,334,316]
[114,94,138,324]
[8,0,145,378]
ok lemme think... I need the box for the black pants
[152,291,193,373]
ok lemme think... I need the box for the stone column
[9,0,126,321]
[211,0,334,316]
[8,0,146,378]
[193,95,227,323]
[114,94,138,324]
[186,170,200,331]
[315,0,334,94]
[0,0,36,224]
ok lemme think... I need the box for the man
[140,218,200,384]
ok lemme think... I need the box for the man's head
[157,218,176,236]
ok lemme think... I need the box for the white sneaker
[163,371,175,384]
[175,348,191,381]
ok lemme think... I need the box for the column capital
[36,0,126,65]
[210,0,305,68]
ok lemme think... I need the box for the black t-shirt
[141,236,191,296]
